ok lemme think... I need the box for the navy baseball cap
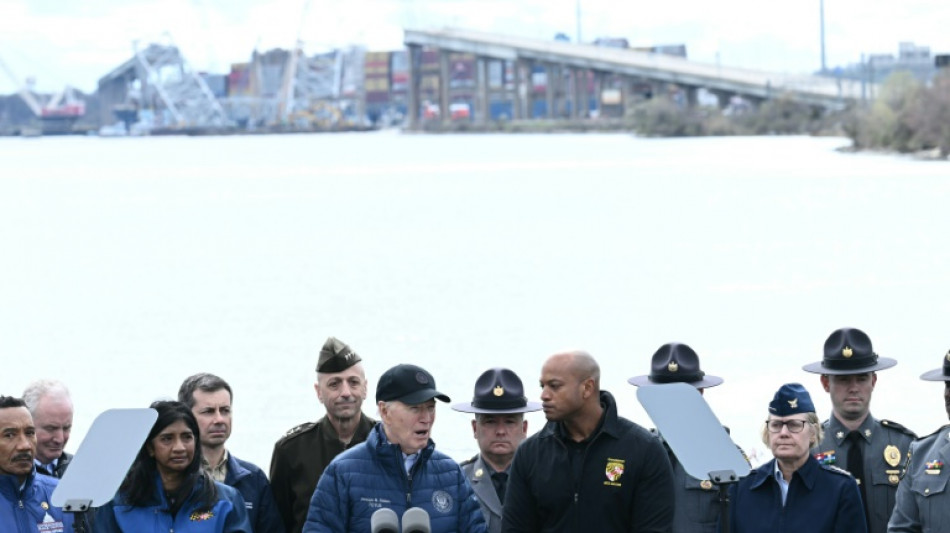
[376,364,450,405]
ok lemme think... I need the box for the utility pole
[819,0,827,73]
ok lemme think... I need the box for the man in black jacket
[502,350,674,533]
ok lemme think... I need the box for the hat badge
[842,346,853,358]
[788,398,798,409]
[668,361,679,372]
[415,372,429,384]
[493,385,504,397]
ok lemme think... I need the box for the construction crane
[0,54,86,133]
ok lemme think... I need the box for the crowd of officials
[3,327,950,532]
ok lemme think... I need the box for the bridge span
[404,28,871,127]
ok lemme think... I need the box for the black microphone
[371,508,399,533]
[402,507,430,533]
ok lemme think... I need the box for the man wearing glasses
[803,327,915,533]
[727,383,867,532]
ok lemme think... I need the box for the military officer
[452,368,541,533]
[270,336,377,533]
[803,327,916,533]
[628,342,733,533]
[888,349,950,532]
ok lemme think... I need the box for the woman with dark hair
[93,401,250,532]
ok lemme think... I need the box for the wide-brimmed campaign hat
[452,368,542,414]
[921,350,950,381]
[627,343,724,389]
[802,327,897,375]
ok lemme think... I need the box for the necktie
[492,472,508,503]
[847,431,870,526]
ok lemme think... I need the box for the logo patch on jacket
[432,490,454,513]
[605,458,625,486]
[190,510,215,521]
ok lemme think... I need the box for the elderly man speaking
[303,363,486,533]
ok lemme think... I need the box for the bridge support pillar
[544,63,556,119]
[439,50,450,124]
[476,56,489,124]
[407,44,422,129]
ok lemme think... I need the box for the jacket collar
[539,390,621,442]
[0,468,35,498]
[468,455,503,517]
[223,452,250,484]
[751,456,819,492]
[825,413,877,446]
[368,423,435,470]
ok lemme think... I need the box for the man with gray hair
[22,379,73,478]
[178,372,282,533]
[271,336,376,533]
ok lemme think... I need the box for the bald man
[502,351,674,533]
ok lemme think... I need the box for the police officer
[803,327,916,533]
[452,368,542,533]
[628,342,730,533]
[887,349,950,532]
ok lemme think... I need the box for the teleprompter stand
[51,409,158,532]
[637,382,750,533]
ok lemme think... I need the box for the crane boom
[0,55,43,116]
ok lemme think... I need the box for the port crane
[0,54,86,133]
[0,56,86,118]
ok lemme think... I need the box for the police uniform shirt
[813,413,915,533]
[888,424,950,532]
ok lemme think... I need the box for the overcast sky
[1,0,948,93]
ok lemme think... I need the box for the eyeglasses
[766,419,808,433]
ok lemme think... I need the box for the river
[1,131,949,474]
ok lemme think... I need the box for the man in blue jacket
[303,363,486,533]
[0,395,74,533]
[179,373,283,533]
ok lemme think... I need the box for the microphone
[402,507,430,533]
[371,508,399,533]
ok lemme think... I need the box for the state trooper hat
[627,343,724,389]
[920,350,950,381]
[376,364,450,405]
[316,336,362,373]
[802,327,897,375]
[769,383,816,416]
[451,368,542,414]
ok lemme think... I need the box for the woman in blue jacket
[727,384,867,533]
[93,401,251,533]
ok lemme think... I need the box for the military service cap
[802,327,897,375]
[317,336,362,373]
[769,383,816,416]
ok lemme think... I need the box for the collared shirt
[202,449,230,482]
[402,452,419,474]
[773,461,790,505]
[34,457,58,475]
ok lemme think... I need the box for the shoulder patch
[459,455,478,467]
[880,419,917,439]
[821,464,853,477]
